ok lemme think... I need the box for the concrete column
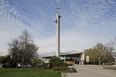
[64,55,65,61]
[83,52,85,65]
[82,60,84,65]
[56,9,61,57]
[74,56,75,64]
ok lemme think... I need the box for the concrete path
[64,65,116,77]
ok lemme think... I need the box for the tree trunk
[99,60,101,65]
[22,58,24,70]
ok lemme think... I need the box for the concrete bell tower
[55,8,61,57]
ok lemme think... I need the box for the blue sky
[0,0,116,56]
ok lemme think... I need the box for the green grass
[103,67,116,70]
[0,68,61,77]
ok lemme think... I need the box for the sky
[0,0,116,56]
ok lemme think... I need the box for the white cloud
[0,0,116,56]
[34,36,56,53]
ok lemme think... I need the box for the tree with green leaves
[0,56,5,63]
[94,43,106,65]
[84,43,113,65]
[0,55,17,68]
[84,48,97,64]
[49,56,68,68]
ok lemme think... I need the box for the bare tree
[8,39,21,64]
[8,30,38,70]
[106,38,116,65]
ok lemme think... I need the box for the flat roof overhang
[42,52,83,58]
[60,52,83,57]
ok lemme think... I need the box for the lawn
[0,68,61,77]
[103,67,116,70]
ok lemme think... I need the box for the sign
[86,56,89,62]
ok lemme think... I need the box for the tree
[8,39,21,64]
[1,55,17,68]
[94,43,106,65]
[106,39,115,65]
[84,48,97,64]
[0,56,5,63]
[8,30,38,69]
[84,43,113,65]
[34,58,41,67]
[34,58,41,64]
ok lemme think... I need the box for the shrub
[52,66,68,71]
[52,66,77,72]
[2,55,17,68]
[67,67,77,72]
[41,63,49,69]
[49,57,68,68]
[2,60,17,68]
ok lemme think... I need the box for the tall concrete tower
[55,8,61,57]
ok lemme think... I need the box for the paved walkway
[63,65,116,77]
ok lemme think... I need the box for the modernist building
[42,52,85,65]
[42,9,85,65]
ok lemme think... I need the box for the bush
[67,67,77,72]
[52,66,68,71]
[41,63,49,69]
[52,66,77,72]
[2,60,17,68]
[2,55,17,68]
[49,57,68,68]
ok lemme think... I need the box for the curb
[61,72,67,77]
